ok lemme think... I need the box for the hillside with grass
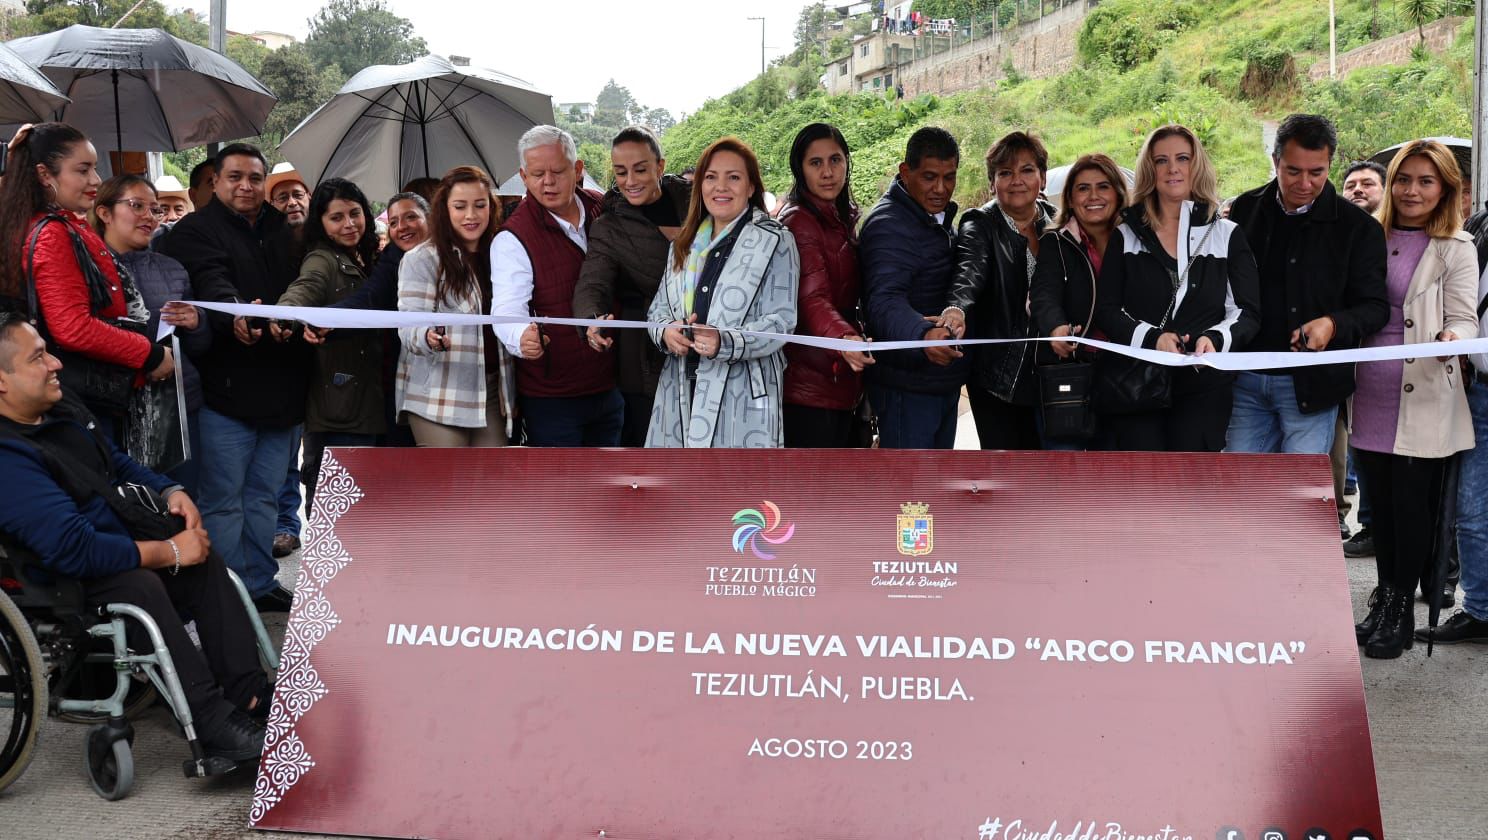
[647,0,1474,211]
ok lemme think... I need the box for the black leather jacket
[946,199,1055,404]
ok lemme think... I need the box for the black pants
[783,404,858,448]
[82,549,267,734]
[1353,449,1448,595]
[967,388,1041,450]
[1099,380,1233,452]
[620,390,655,447]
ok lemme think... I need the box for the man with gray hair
[490,125,622,445]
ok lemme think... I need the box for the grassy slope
[658,0,1473,210]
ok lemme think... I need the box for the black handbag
[24,215,146,416]
[1036,237,1098,440]
[1038,359,1097,439]
[1089,218,1215,415]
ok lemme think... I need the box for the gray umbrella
[1369,136,1472,179]
[5,25,276,154]
[0,42,68,124]
[279,54,555,200]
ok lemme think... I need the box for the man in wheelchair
[0,313,269,763]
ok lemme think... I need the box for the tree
[225,34,271,77]
[305,0,428,79]
[258,43,346,147]
[593,79,638,128]
[1399,0,1443,49]
[642,108,676,133]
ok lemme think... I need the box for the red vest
[502,189,614,398]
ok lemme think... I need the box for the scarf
[681,214,745,317]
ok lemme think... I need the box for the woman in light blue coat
[647,138,799,448]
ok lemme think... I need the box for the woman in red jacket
[0,122,173,432]
[777,123,874,447]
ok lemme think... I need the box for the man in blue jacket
[0,313,268,762]
[861,127,970,449]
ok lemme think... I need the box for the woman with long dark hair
[0,122,174,432]
[646,137,798,448]
[777,122,872,447]
[1028,153,1130,449]
[395,166,513,446]
[1351,140,1479,659]
[276,178,384,506]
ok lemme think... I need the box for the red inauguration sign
[251,450,1383,840]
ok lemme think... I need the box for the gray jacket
[646,209,798,448]
[122,248,209,412]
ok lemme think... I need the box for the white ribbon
[168,300,1482,372]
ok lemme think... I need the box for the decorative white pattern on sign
[250,452,363,825]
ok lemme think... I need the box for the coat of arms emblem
[897,502,933,556]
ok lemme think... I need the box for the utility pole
[748,16,765,76]
[1328,0,1337,78]
[1475,0,1487,210]
[208,0,226,157]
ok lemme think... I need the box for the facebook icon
[1216,829,1244,840]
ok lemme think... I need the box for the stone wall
[1307,17,1463,81]
[898,2,1090,98]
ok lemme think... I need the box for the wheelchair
[0,534,280,800]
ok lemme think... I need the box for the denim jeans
[275,424,303,537]
[868,385,959,450]
[197,407,295,598]
[1224,372,1337,454]
[519,388,625,447]
[1456,382,1488,620]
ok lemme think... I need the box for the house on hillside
[561,102,596,122]
[825,31,917,96]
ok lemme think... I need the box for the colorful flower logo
[732,500,796,560]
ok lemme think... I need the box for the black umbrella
[1369,136,1472,180]
[4,25,275,155]
[1424,452,1461,656]
[0,42,68,123]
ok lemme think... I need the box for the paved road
[3,501,1486,839]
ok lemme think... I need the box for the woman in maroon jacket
[0,123,174,432]
[777,123,874,447]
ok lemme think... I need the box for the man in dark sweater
[157,143,307,611]
[861,127,970,449]
[0,314,268,761]
[1226,114,1389,455]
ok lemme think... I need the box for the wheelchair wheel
[0,590,47,793]
[85,724,134,800]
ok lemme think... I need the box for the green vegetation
[662,0,1474,209]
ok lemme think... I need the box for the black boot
[1355,585,1390,645]
[1365,588,1415,659]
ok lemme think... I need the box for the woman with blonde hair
[1092,124,1260,451]
[1351,139,1479,659]
[646,137,799,448]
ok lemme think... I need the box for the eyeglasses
[114,198,165,218]
[271,189,309,205]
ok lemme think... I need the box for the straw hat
[265,161,307,196]
[154,174,189,199]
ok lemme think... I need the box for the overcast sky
[177,0,821,116]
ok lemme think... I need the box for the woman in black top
[572,125,691,445]
[941,131,1056,449]
[1093,124,1261,451]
